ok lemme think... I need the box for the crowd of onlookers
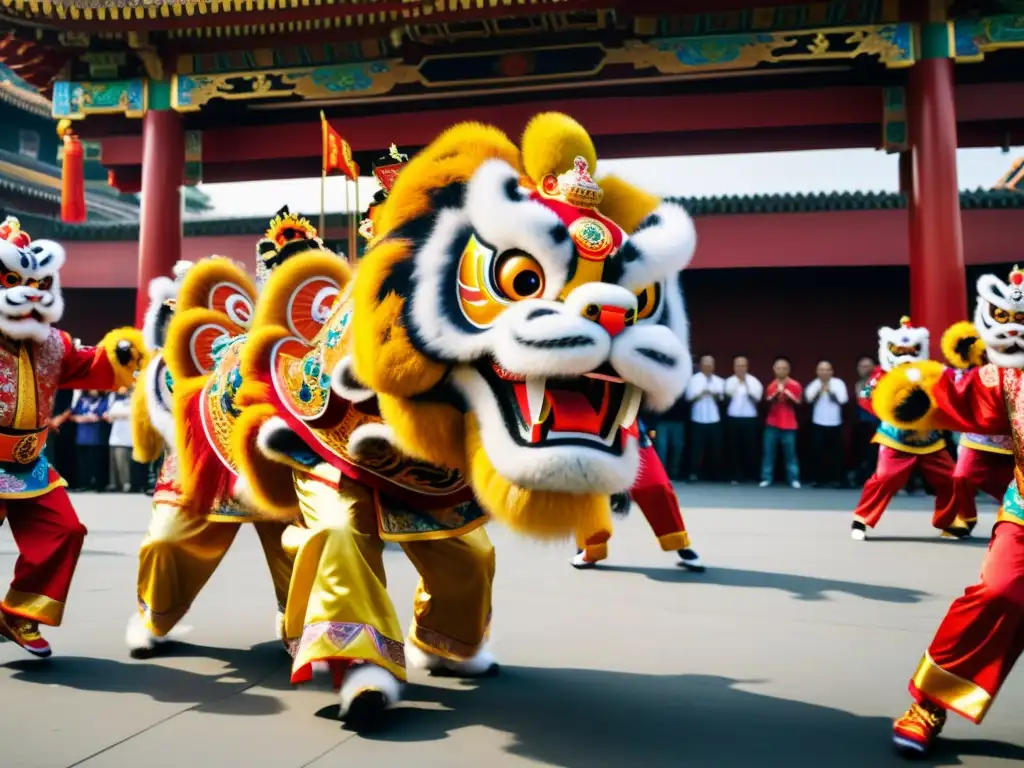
[44,386,157,494]
[646,355,915,489]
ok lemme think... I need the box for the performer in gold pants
[283,471,495,711]
[137,491,293,638]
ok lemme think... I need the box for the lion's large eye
[993,307,1012,324]
[38,276,52,291]
[494,251,545,301]
[1,271,21,289]
[634,283,663,321]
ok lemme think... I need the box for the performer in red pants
[934,324,1016,535]
[572,420,704,572]
[0,218,147,657]
[872,266,1024,755]
[850,316,957,541]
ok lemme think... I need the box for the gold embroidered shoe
[892,701,946,757]
[0,611,52,658]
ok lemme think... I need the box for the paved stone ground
[2,486,1024,768]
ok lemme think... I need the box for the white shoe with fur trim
[339,663,402,725]
[125,613,166,658]
[406,640,500,677]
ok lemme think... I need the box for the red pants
[0,487,87,626]
[935,446,1015,527]
[580,444,689,561]
[909,521,1024,723]
[852,446,956,529]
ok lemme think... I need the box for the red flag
[321,112,359,181]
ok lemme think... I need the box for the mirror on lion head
[326,114,696,538]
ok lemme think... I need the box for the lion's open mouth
[6,310,44,323]
[997,341,1024,355]
[887,342,921,357]
[477,361,641,452]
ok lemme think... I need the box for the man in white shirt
[805,360,849,488]
[684,355,725,482]
[724,355,763,484]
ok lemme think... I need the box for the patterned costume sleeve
[873,362,1010,435]
[57,327,147,391]
[928,365,1010,435]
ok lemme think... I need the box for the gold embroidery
[12,433,39,464]
[12,343,37,430]
[980,363,1000,388]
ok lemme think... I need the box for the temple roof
[12,187,1023,240]
[0,148,142,221]
[0,62,49,117]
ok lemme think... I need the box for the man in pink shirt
[760,356,803,488]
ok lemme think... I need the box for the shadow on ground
[677,484,1002,515]
[594,564,930,603]
[345,667,1024,768]
[2,641,291,715]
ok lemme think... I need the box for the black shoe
[851,520,867,541]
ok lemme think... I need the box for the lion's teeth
[620,385,642,429]
[525,377,547,425]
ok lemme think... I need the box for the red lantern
[58,119,87,223]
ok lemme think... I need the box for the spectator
[724,355,762,484]
[71,389,109,492]
[852,356,880,485]
[105,387,133,492]
[651,400,685,481]
[684,355,725,482]
[44,389,74,477]
[805,360,849,488]
[760,356,803,489]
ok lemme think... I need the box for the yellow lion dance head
[245,113,696,539]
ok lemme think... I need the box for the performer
[936,320,1015,537]
[873,266,1024,756]
[571,419,704,572]
[0,217,146,657]
[208,113,697,727]
[850,316,957,541]
[124,214,322,656]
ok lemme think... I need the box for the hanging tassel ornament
[57,119,87,223]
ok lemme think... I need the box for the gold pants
[137,502,294,637]
[284,474,494,684]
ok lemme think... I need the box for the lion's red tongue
[512,382,606,438]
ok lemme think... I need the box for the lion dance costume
[850,316,956,541]
[934,314,1015,538]
[873,266,1024,756]
[0,216,146,657]
[125,213,333,656]
[571,418,704,572]
[164,113,697,726]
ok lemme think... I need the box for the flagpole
[353,178,361,264]
[319,111,327,236]
[345,179,353,264]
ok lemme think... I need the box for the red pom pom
[1011,271,1023,286]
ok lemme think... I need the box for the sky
[194,146,1024,218]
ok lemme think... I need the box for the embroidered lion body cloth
[167,113,697,542]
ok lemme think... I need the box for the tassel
[58,119,87,223]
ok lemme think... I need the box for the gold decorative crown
[265,210,319,248]
[899,315,911,328]
[557,156,603,207]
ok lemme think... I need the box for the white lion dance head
[975,265,1024,369]
[0,216,66,342]
[878,315,929,372]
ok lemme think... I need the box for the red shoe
[892,701,946,757]
[0,611,52,658]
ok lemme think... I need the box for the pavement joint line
[297,732,360,767]
[62,660,291,768]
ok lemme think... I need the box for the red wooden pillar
[136,110,184,327]
[906,22,966,356]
